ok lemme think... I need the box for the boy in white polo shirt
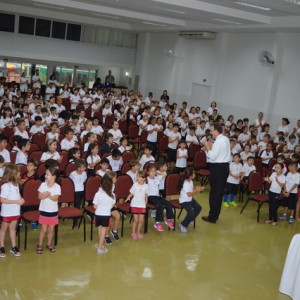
[15,139,30,165]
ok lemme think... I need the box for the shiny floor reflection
[0,190,298,300]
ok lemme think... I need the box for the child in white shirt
[175,141,188,173]
[15,139,30,165]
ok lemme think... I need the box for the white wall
[136,31,300,131]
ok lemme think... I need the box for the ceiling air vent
[179,31,216,40]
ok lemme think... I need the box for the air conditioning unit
[179,31,216,40]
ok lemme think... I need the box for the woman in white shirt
[276,118,290,140]
[19,72,29,93]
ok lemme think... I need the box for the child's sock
[230,194,235,202]
[223,194,228,202]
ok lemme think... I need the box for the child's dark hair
[289,162,298,169]
[64,126,74,135]
[178,167,194,190]
[120,136,128,144]
[145,144,153,152]
[247,156,254,161]
[28,157,38,167]
[46,167,61,184]
[68,147,80,161]
[105,132,113,142]
[158,162,167,169]
[233,153,241,158]
[0,134,7,142]
[0,155,4,164]
[87,142,98,156]
[44,139,57,152]
[45,159,59,169]
[111,149,121,158]
[16,118,25,126]
[101,172,114,198]
[17,138,29,150]
[35,116,42,122]
[83,132,94,144]
[75,159,86,169]
[147,163,157,172]
[100,157,109,165]
[137,170,147,179]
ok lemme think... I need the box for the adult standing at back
[32,69,41,91]
[202,123,230,223]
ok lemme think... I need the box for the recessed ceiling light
[142,22,167,27]
[235,1,271,11]
[93,13,120,19]
[34,3,65,10]
[284,0,300,5]
[154,6,186,15]
[213,18,241,25]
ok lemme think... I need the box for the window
[67,23,81,41]
[0,13,15,33]
[19,16,35,35]
[0,61,5,77]
[55,67,73,85]
[88,70,96,89]
[52,21,66,39]
[21,63,32,84]
[6,62,22,83]
[35,18,51,37]
[75,69,89,86]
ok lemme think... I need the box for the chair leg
[144,209,149,234]
[16,220,21,249]
[90,216,94,241]
[173,208,177,229]
[24,221,27,250]
[193,217,196,229]
[257,203,264,223]
[178,208,183,219]
[83,216,86,242]
[54,225,58,246]
[240,199,250,214]
[121,214,125,237]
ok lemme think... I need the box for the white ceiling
[1,0,300,32]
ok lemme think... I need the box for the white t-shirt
[168,131,181,149]
[0,149,11,163]
[186,134,198,147]
[285,172,300,194]
[47,132,59,141]
[147,124,160,142]
[70,171,87,192]
[127,170,137,182]
[139,155,154,170]
[240,151,252,162]
[260,150,273,165]
[93,188,115,216]
[269,172,285,194]
[179,180,193,203]
[176,148,187,168]
[61,138,75,151]
[30,125,45,135]
[96,169,107,177]
[41,151,60,161]
[130,182,148,208]
[32,75,41,88]
[14,129,29,139]
[227,162,243,184]
[86,154,100,169]
[108,129,122,145]
[0,182,21,217]
[147,176,160,196]
[16,151,28,165]
[70,94,81,110]
[45,87,56,101]
[107,156,123,172]
[38,182,61,213]
[138,119,148,135]
[91,125,104,135]
[241,163,256,177]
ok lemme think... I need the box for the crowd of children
[0,79,299,255]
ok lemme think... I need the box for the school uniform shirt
[179,180,194,203]
[41,151,60,161]
[126,170,137,182]
[147,176,160,196]
[139,154,155,170]
[69,171,87,192]
[1,117,14,128]
[82,97,93,109]
[91,103,101,117]
[86,154,100,169]
[158,173,166,190]
[176,148,188,168]
[32,75,41,89]
[277,125,290,138]
[0,149,11,163]
[196,127,206,138]
[108,128,122,145]
[287,142,297,151]
[60,89,70,98]
[14,129,29,139]
[258,141,267,152]
[130,182,148,208]
[91,125,104,135]
[96,169,107,177]
[30,125,45,135]
[15,113,30,127]
[102,107,112,122]
[285,172,300,194]
[164,128,172,137]
[269,172,285,194]
[186,134,199,147]
[107,156,123,172]
[241,163,256,177]
[0,182,21,217]
[138,119,148,135]
[70,94,81,110]
[260,150,273,165]
[118,145,131,153]
[240,151,252,162]
[233,143,242,153]
[93,188,115,216]
[147,124,160,142]
[38,182,61,213]
[45,86,56,101]
[0,167,4,177]
[47,132,59,141]
[238,133,250,146]
[16,151,28,165]
[60,138,75,151]
[250,144,258,156]
[227,162,243,184]
[168,131,181,149]
[55,104,66,114]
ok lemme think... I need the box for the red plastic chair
[118,120,128,135]
[104,115,115,130]
[21,179,42,249]
[29,150,43,162]
[28,143,41,156]
[58,151,69,174]
[85,107,92,119]
[128,124,139,150]
[121,161,131,175]
[55,177,86,245]
[37,162,46,178]
[31,133,46,150]
[240,172,269,222]
[139,130,148,152]
[254,157,263,174]
[158,136,168,160]
[122,151,136,163]
[194,151,210,185]
[65,162,77,177]
[187,144,201,166]
[10,151,17,164]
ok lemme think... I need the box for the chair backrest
[3,127,14,138]
[31,133,46,150]
[85,175,102,202]
[121,161,131,175]
[29,150,43,162]
[140,130,148,144]
[122,151,136,163]
[158,136,168,152]
[58,151,69,173]
[85,107,92,119]
[28,143,41,155]
[104,115,115,128]
[118,120,128,134]
[128,124,139,139]
[115,175,133,200]
[10,151,17,164]
[143,160,155,172]
[17,164,28,176]
[94,111,103,124]
[165,173,181,197]
[65,162,77,177]
[254,157,263,174]
[157,131,164,142]
[37,162,46,178]
[22,179,42,207]
[102,152,111,159]
[268,158,277,171]
[194,151,207,169]
[248,172,264,192]
[59,177,75,204]
[188,144,201,160]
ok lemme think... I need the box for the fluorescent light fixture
[93,13,120,19]
[213,18,241,25]
[154,6,186,15]
[34,3,65,10]
[284,0,300,5]
[125,72,129,76]
[142,22,166,27]
[235,1,271,11]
